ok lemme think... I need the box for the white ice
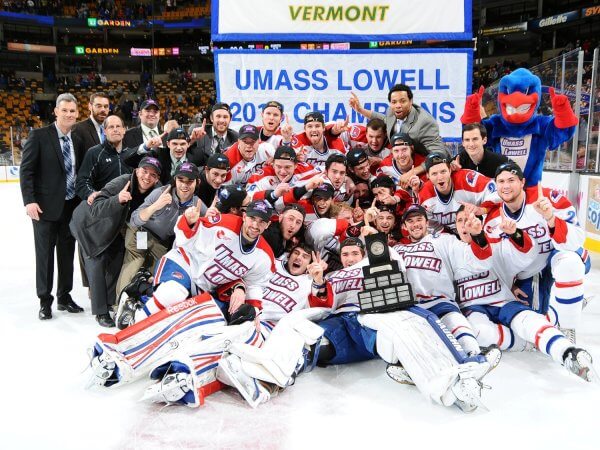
[1,182,599,450]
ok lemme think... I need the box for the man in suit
[20,93,85,320]
[187,102,239,167]
[349,84,446,157]
[123,99,162,150]
[72,92,110,153]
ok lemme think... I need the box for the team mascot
[461,68,578,187]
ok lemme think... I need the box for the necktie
[149,129,158,138]
[216,136,225,153]
[99,126,105,144]
[395,119,404,134]
[61,136,76,200]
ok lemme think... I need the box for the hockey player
[247,146,313,200]
[346,148,375,185]
[291,111,347,168]
[370,175,413,217]
[453,206,597,382]
[484,162,590,342]
[256,101,294,147]
[419,151,500,234]
[335,118,391,163]
[224,124,276,186]
[376,132,427,191]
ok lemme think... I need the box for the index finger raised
[122,180,130,191]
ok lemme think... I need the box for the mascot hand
[461,86,484,124]
[549,87,578,128]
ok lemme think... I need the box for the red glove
[549,87,578,128]
[461,86,484,124]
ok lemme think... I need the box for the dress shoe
[39,305,52,320]
[96,313,116,328]
[57,297,84,313]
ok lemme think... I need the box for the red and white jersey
[324,249,406,314]
[338,124,391,158]
[376,153,427,183]
[454,233,535,309]
[257,126,285,148]
[393,233,492,310]
[305,218,350,273]
[224,142,276,186]
[246,162,314,200]
[174,214,275,309]
[419,169,500,234]
[295,167,352,203]
[291,132,347,169]
[261,258,331,322]
[484,186,585,279]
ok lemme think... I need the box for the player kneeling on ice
[317,229,499,412]
[453,206,598,382]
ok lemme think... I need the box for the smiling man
[455,123,509,178]
[73,92,111,153]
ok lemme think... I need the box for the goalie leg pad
[429,302,481,357]
[92,294,226,386]
[227,316,325,387]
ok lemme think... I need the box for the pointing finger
[478,85,484,97]
[538,183,544,200]
[549,87,555,99]
[355,199,360,209]
[122,181,130,191]
[201,118,206,129]
[164,185,172,193]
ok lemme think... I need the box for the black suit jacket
[20,124,84,221]
[188,125,238,167]
[72,117,101,153]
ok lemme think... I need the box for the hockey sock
[510,310,572,363]
[467,312,527,351]
[550,252,585,329]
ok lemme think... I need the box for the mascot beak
[499,91,538,124]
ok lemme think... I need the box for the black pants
[32,198,77,306]
[82,235,125,315]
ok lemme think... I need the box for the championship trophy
[358,232,415,314]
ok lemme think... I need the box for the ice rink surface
[1,182,599,450]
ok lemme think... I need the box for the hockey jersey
[305,218,350,273]
[338,124,391,159]
[246,162,314,200]
[174,213,275,309]
[483,186,585,279]
[224,141,276,186]
[393,233,493,310]
[419,169,500,233]
[261,258,331,322]
[291,131,347,168]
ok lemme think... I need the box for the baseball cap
[375,202,396,214]
[206,153,231,171]
[370,175,396,191]
[304,111,325,125]
[274,145,297,162]
[245,200,273,221]
[167,127,190,142]
[311,183,335,199]
[238,124,259,141]
[401,204,427,222]
[494,161,524,180]
[140,99,159,110]
[139,156,162,175]
[174,162,199,179]
[391,132,413,146]
[346,149,368,167]
[262,100,284,113]
[216,184,247,212]
[340,237,365,251]
[211,102,231,115]
[424,151,451,172]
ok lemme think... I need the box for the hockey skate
[481,345,502,375]
[115,296,143,330]
[87,350,118,388]
[563,348,600,383]
[217,354,272,408]
[452,376,488,413]
[141,372,193,404]
[385,363,415,386]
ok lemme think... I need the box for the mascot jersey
[461,68,578,187]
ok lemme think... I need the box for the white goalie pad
[225,308,328,388]
[89,294,226,387]
[142,321,260,408]
[358,311,464,407]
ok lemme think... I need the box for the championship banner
[211,0,472,42]
[214,49,472,141]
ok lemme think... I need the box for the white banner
[214,49,472,140]
[211,0,471,42]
